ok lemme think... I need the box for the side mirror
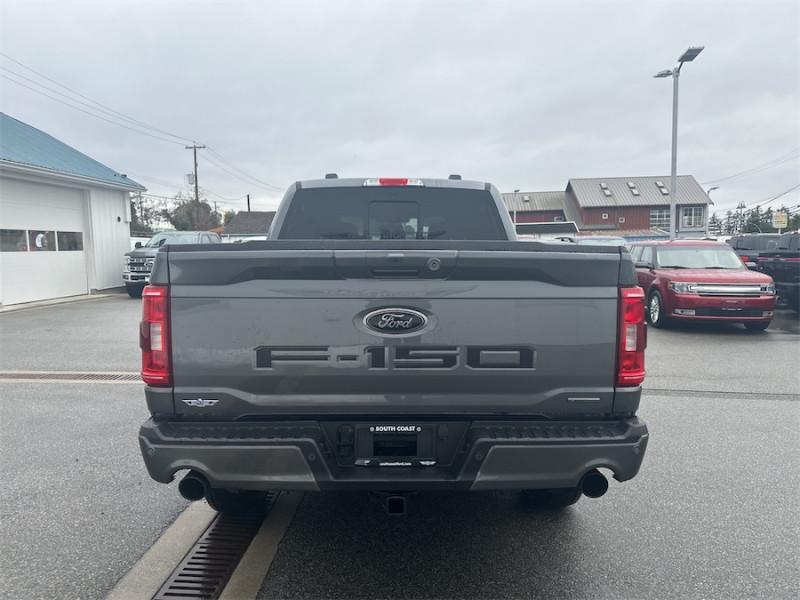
[134,241,142,249]
[635,261,653,269]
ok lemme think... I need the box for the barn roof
[0,112,145,191]
[501,190,566,212]
[567,175,710,208]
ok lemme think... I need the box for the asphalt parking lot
[1,295,798,599]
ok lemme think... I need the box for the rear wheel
[521,488,581,510]
[744,321,770,332]
[205,488,270,514]
[647,290,668,328]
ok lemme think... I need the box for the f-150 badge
[363,308,427,335]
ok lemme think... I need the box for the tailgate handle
[370,268,420,277]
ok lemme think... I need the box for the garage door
[0,178,89,305]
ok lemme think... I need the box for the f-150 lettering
[254,345,535,369]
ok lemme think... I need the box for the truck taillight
[140,285,171,386]
[617,286,646,387]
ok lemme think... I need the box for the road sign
[772,211,788,229]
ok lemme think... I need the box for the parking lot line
[0,370,140,383]
[645,387,799,401]
[106,502,217,600]
[219,492,304,600]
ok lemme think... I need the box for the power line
[701,148,800,185]
[2,52,283,194]
[205,147,282,191]
[200,153,281,193]
[752,183,800,209]
[138,192,182,201]
[0,53,196,144]
[130,172,248,205]
[1,74,187,145]
[204,189,247,202]
[125,172,184,189]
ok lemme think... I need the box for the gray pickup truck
[138,176,649,514]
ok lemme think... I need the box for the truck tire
[744,321,770,332]
[521,488,581,510]
[205,488,269,514]
[126,285,143,298]
[647,290,668,328]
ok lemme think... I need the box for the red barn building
[503,175,712,238]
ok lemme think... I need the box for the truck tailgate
[160,243,627,418]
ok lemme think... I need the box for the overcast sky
[1,0,798,215]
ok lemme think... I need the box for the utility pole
[185,144,206,203]
[736,201,746,235]
[246,194,251,212]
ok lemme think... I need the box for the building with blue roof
[1,112,147,305]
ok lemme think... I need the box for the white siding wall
[87,187,130,290]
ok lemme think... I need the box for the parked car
[123,231,221,297]
[137,176,649,514]
[757,232,800,311]
[629,240,776,330]
[727,233,781,269]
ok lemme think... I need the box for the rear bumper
[139,417,649,492]
[667,292,775,321]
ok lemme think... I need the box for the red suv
[629,240,776,331]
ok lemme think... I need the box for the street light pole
[654,46,704,241]
[513,189,520,224]
[669,69,680,241]
[705,186,719,236]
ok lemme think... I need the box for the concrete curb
[0,292,124,313]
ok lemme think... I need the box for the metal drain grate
[153,496,275,600]
[0,371,140,382]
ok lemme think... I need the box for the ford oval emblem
[364,308,428,335]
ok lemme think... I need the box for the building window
[618,217,626,224]
[553,215,564,222]
[650,208,670,229]
[0,229,29,252]
[57,231,84,251]
[601,212,609,220]
[28,230,56,251]
[682,206,704,228]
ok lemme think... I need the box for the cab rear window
[277,187,507,240]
